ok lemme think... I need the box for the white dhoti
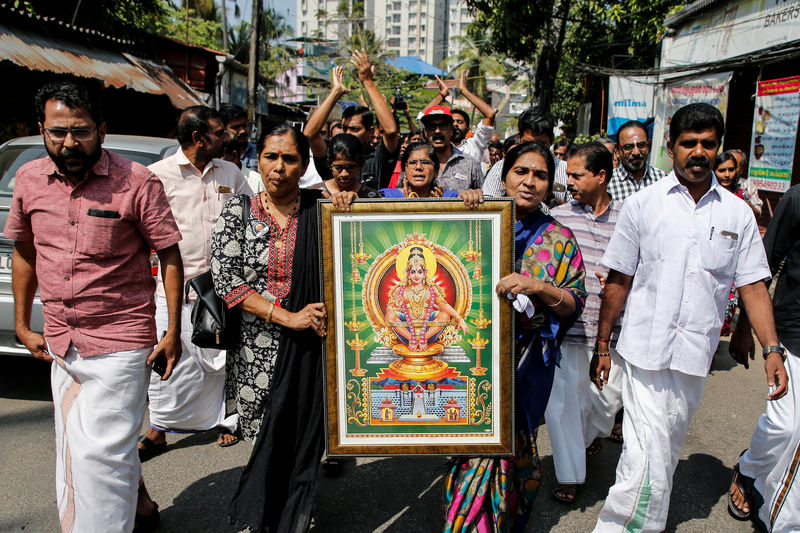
[147,297,237,433]
[592,360,705,533]
[739,352,800,533]
[545,343,623,483]
[52,343,151,533]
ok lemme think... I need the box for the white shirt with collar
[148,148,252,298]
[602,170,770,377]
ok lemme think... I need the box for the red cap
[421,105,453,124]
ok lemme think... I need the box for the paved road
[1,341,767,532]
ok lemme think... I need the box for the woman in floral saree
[443,142,587,532]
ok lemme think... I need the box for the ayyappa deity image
[385,245,469,352]
[362,233,472,380]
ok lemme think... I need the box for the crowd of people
[5,47,799,533]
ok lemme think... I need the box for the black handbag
[187,194,249,349]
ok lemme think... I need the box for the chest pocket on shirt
[79,215,129,258]
[702,232,737,276]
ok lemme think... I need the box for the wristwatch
[762,345,786,361]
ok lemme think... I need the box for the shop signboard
[651,72,732,172]
[748,76,800,193]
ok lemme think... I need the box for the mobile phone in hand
[151,330,168,376]
[151,353,167,376]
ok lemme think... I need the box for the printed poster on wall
[651,72,732,171]
[748,76,800,193]
[607,76,655,139]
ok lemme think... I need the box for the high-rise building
[296,0,473,67]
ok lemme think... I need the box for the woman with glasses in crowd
[320,133,382,199]
[381,141,459,198]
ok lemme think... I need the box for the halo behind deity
[395,244,437,282]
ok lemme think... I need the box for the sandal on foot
[586,437,603,457]
[217,429,240,448]
[552,483,578,504]
[608,423,623,443]
[137,435,166,461]
[133,502,160,533]
[728,463,753,520]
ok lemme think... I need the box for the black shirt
[763,184,800,356]
[360,140,399,190]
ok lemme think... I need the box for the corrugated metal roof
[0,23,204,109]
[664,0,725,28]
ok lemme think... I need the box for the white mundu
[545,343,622,483]
[593,171,770,532]
[738,352,800,533]
[147,297,238,433]
[52,345,150,533]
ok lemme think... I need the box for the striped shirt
[550,199,623,346]
[606,164,666,202]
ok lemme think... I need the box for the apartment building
[296,0,472,67]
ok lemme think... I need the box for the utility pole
[221,0,229,50]
[247,0,261,126]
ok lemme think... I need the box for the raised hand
[331,65,351,96]
[350,49,374,82]
[458,70,468,93]
[434,75,449,97]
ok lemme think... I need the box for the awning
[386,56,446,76]
[0,23,205,109]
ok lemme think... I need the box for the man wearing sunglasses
[606,120,666,202]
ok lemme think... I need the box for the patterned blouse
[210,193,300,442]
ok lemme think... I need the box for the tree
[441,35,505,101]
[151,3,224,50]
[14,0,166,39]
[466,0,686,128]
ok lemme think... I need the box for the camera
[393,88,412,111]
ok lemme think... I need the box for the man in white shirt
[590,103,788,532]
[481,106,570,204]
[139,106,252,458]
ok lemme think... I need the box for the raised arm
[351,49,399,153]
[458,70,496,127]
[426,75,451,107]
[303,65,351,157]
[403,108,417,133]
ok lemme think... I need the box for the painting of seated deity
[319,199,515,456]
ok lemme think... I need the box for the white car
[0,134,178,356]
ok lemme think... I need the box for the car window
[0,145,172,196]
[0,146,47,197]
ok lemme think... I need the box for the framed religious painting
[319,198,515,456]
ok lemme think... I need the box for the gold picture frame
[318,198,515,456]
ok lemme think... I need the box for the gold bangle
[547,289,565,307]
[265,302,276,323]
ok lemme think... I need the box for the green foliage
[466,0,686,128]
[465,0,556,63]
[441,34,506,100]
[151,3,223,50]
[14,0,167,38]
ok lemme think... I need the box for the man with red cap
[414,104,484,192]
